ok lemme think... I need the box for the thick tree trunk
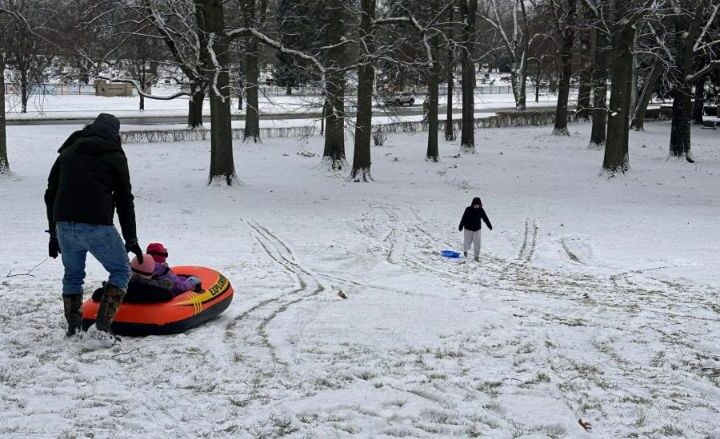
[323,71,346,168]
[669,86,693,158]
[553,0,577,135]
[692,79,705,125]
[244,36,261,142]
[459,0,477,152]
[589,28,609,149]
[444,6,455,141]
[351,0,375,181]
[602,24,634,174]
[575,20,592,121]
[511,67,527,111]
[188,83,205,128]
[322,2,346,169]
[668,16,695,160]
[201,0,235,185]
[139,95,145,111]
[20,70,28,114]
[426,72,439,161]
[630,61,663,131]
[0,52,8,174]
[445,64,455,140]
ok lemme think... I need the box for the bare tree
[0,48,7,175]
[351,0,376,181]
[667,0,720,161]
[459,0,478,152]
[239,0,268,142]
[480,0,532,111]
[586,0,608,149]
[550,0,577,136]
[602,0,653,174]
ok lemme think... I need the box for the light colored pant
[56,222,130,295]
[463,229,482,258]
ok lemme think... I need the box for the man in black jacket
[44,113,143,337]
[458,197,493,261]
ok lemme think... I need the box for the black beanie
[94,113,120,131]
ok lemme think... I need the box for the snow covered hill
[0,121,718,438]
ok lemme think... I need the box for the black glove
[192,282,203,293]
[125,240,143,263]
[458,226,463,232]
[49,236,60,258]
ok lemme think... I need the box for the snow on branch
[206,32,225,101]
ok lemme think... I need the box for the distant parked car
[384,92,415,106]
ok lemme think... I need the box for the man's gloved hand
[49,235,61,258]
[192,282,203,293]
[125,240,143,264]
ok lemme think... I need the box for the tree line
[0,0,718,183]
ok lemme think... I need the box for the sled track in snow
[224,220,326,380]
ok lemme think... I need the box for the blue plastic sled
[440,250,461,258]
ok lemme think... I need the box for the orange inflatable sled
[82,266,233,336]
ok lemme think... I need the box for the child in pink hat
[143,242,202,295]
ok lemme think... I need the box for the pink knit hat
[131,254,155,278]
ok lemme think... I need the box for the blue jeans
[56,222,130,296]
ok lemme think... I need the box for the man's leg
[78,224,130,332]
[56,222,87,335]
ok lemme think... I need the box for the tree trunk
[692,78,705,125]
[669,86,693,158]
[188,83,205,128]
[0,51,8,174]
[139,94,145,111]
[602,23,634,174]
[575,18,593,121]
[511,66,527,111]
[444,6,455,141]
[445,64,455,140]
[426,71,439,161]
[351,0,375,182]
[244,37,261,142]
[589,27,609,149]
[20,70,28,114]
[552,0,577,135]
[459,0,477,152]
[286,84,292,96]
[630,61,663,131]
[668,15,695,160]
[201,0,235,185]
[322,2,346,169]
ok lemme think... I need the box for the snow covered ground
[1,120,719,438]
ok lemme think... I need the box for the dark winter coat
[459,206,492,232]
[44,114,137,243]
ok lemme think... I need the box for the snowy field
[1,121,719,438]
[5,91,562,120]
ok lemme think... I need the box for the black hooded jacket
[44,114,137,243]
[459,199,492,232]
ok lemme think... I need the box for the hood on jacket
[59,113,123,155]
[471,197,482,207]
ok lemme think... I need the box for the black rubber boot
[63,295,83,337]
[95,284,126,333]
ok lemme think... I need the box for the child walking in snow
[458,197,493,261]
[130,243,202,295]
